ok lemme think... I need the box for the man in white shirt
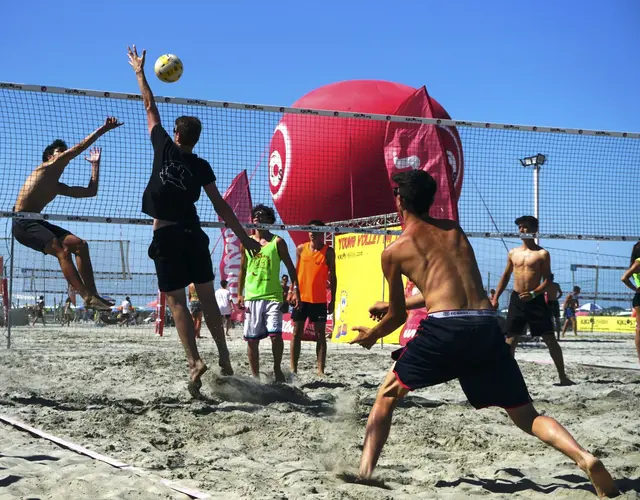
[215,280,234,337]
[120,296,132,327]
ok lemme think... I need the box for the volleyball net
[1,82,639,346]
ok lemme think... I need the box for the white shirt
[122,300,132,314]
[215,288,232,315]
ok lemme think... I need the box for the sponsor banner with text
[577,316,636,333]
[333,231,405,345]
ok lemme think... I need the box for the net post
[380,214,388,350]
[155,290,166,337]
[534,165,540,246]
[6,232,15,349]
[118,240,129,279]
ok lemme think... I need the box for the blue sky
[2,0,639,305]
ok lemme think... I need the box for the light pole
[519,154,546,245]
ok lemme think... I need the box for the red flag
[383,87,461,346]
[384,86,459,220]
[219,170,253,321]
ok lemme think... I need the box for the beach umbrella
[578,302,603,312]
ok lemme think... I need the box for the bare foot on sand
[559,377,576,386]
[85,295,114,311]
[219,359,234,376]
[188,360,208,398]
[583,456,619,498]
[274,368,286,383]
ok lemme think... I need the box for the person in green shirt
[238,205,300,382]
[621,241,640,363]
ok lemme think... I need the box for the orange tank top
[298,242,329,304]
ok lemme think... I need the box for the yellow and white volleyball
[154,54,183,83]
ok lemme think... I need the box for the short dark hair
[391,170,437,215]
[42,139,68,162]
[220,279,228,288]
[549,273,555,280]
[490,289,496,294]
[573,286,581,292]
[252,204,276,223]
[125,296,130,301]
[514,215,539,232]
[282,274,289,280]
[174,116,202,147]
[308,219,325,226]
[630,241,640,267]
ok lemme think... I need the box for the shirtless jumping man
[492,216,573,386]
[13,118,123,311]
[350,171,618,498]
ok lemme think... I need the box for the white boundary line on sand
[0,414,211,499]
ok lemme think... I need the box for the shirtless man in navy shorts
[492,216,573,385]
[350,171,618,498]
[13,118,123,311]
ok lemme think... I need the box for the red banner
[218,170,253,322]
[383,87,460,346]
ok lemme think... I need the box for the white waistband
[429,309,496,319]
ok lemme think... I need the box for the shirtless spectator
[561,286,581,338]
[492,216,573,385]
[546,274,563,340]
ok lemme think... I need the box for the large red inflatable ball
[268,80,463,245]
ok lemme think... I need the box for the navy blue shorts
[506,292,554,337]
[148,225,214,293]
[392,315,532,410]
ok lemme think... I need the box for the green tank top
[633,258,640,288]
[244,237,282,301]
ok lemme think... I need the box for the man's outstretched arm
[128,45,161,135]
[58,147,102,198]
[49,118,122,168]
[203,182,261,255]
[492,252,514,306]
[368,290,425,321]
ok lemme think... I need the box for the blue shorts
[564,308,575,319]
[392,314,532,410]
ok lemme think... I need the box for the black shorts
[547,300,560,318]
[505,292,554,337]
[12,219,71,254]
[633,292,640,309]
[148,225,214,293]
[190,301,202,314]
[291,302,327,323]
[392,315,531,410]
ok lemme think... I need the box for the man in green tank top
[238,205,300,382]
[621,241,640,363]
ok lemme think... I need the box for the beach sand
[1,325,639,499]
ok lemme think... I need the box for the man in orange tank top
[291,220,337,376]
